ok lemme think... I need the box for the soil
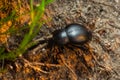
[0,0,120,80]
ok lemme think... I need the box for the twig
[32,62,62,67]
[31,43,47,53]
[19,57,62,74]
[59,54,78,80]
[33,35,52,43]
[21,57,49,73]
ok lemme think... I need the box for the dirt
[0,0,120,80]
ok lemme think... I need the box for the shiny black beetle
[52,23,92,45]
[28,23,92,53]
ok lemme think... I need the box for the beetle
[28,23,92,52]
[52,23,92,45]
[27,23,94,73]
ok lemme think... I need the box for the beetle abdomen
[65,24,92,44]
[52,23,92,45]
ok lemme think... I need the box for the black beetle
[28,23,92,51]
[52,23,92,45]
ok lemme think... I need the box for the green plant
[0,0,53,60]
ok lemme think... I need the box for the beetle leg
[71,44,89,52]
